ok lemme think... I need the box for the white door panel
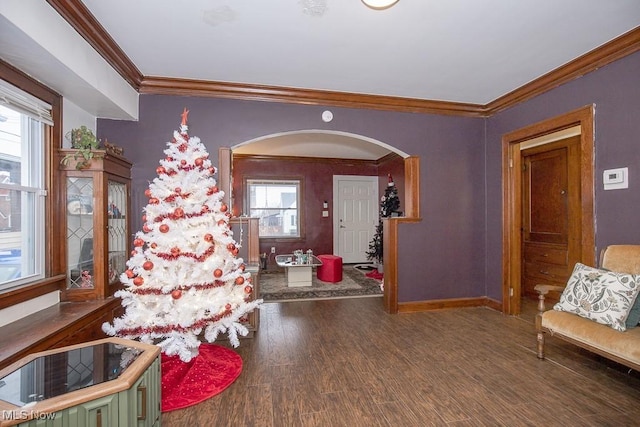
[333,176,378,263]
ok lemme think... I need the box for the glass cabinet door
[60,149,132,301]
[66,177,95,290]
[107,180,127,286]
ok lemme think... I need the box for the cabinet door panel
[120,357,161,427]
[66,393,119,427]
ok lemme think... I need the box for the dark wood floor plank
[163,298,640,426]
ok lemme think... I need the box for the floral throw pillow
[553,263,640,332]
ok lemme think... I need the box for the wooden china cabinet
[58,149,132,301]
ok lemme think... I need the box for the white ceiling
[81,0,640,104]
[77,0,639,160]
[3,1,639,160]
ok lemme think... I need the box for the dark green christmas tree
[366,174,400,264]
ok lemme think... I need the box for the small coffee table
[275,254,323,287]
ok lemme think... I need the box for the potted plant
[60,126,102,169]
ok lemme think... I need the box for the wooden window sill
[0,297,121,371]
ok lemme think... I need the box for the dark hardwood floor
[163,298,640,426]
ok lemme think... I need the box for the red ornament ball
[142,261,154,270]
[232,248,239,256]
[195,157,204,167]
[235,276,245,285]
[171,289,182,299]
[174,187,182,194]
[133,238,144,247]
[239,264,246,271]
[144,189,152,197]
[150,242,158,249]
[204,233,213,242]
[225,303,232,311]
[143,224,152,233]
[125,269,135,278]
[156,166,166,175]
[133,276,144,286]
[180,159,186,165]
[227,243,235,251]
[220,203,228,213]
[170,247,180,256]
[174,207,184,218]
[159,224,170,233]
[244,285,252,294]
[149,197,159,205]
[214,269,223,278]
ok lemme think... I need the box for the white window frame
[246,179,301,238]
[0,82,48,291]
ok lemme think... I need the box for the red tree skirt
[365,270,383,281]
[161,343,243,412]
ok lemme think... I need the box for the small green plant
[61,126,102,169]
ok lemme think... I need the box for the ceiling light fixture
[361,0,399,10]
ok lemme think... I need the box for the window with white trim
[246,179,300,238]
[0,80,49,290]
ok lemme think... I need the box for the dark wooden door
[521,136,581,299]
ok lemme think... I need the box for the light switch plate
[322,211,329,217]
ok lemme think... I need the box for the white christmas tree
[103,108,262,362]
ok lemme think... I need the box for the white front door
[333,176,378,263]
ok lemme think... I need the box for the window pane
[0,103,45,289]
[247,180,299,238]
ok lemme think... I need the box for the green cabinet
[0,338,161,427]
[65,393,119,427]
[118,357,161,426]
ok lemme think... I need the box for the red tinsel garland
[130,280,231,295]
[117,310,231,336]
[163,192,192,203]
[154,248,214,262]
[152,209,211,223]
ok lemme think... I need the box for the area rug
[260,265,383,302]
[161,343,242,412]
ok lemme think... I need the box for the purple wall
[99,96,486,303]
[484,51,640,301]
[98,51,639,304]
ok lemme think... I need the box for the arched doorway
[218,130,419,313]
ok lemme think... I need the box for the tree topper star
[180,108,189,126]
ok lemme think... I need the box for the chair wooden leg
[536,331,545,360]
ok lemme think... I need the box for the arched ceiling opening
[231,130,408,161]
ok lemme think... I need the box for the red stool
[316,255,343,282]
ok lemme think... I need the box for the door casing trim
[501,105,595,315]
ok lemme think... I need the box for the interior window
[246,179,300,238]
[0,84,48,290]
